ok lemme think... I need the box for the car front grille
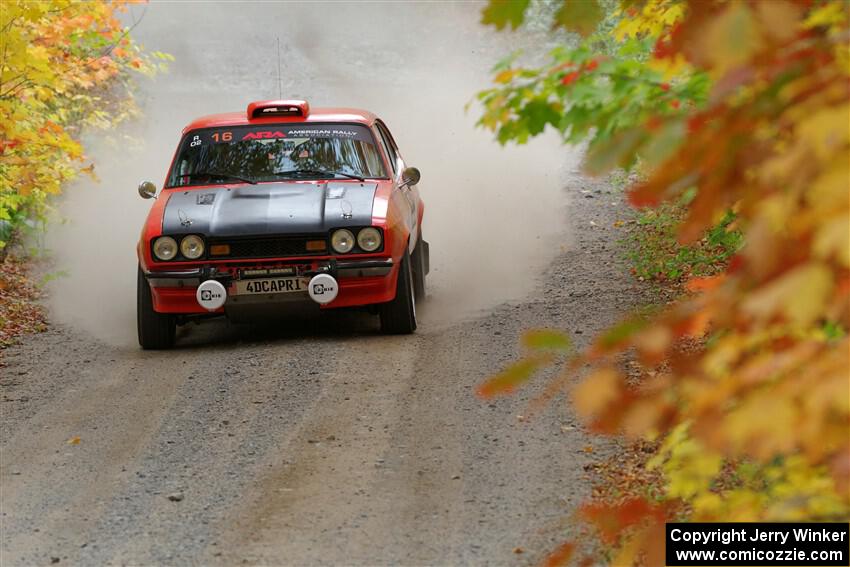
[212,236,325,259]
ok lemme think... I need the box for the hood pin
[340,200,353,219]
[178,209,193,227]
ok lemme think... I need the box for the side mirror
[138,180,157,199]
[399,167,421,189]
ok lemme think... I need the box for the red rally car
[136,100,428,349]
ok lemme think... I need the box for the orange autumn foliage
[478,0,849,563]
[0,1,170,253]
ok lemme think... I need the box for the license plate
[234,277,309,295]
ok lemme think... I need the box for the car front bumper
[146,258,398,315]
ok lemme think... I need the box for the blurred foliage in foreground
[477,0,849,563]
[0,0,170,256]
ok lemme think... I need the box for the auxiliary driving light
[308,273,338,304]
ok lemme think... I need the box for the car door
[375,120,418,244]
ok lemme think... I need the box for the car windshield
[166,123,387,187]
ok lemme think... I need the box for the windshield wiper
[272,169,365,182]
[186,171,257,185]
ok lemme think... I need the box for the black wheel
[137,267,176,349]
[379,248,417,334]
[411,233,428,303]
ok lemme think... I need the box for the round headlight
[153,236,178,261]
[331,229,355,254]
[180,235,205,260]
[357,227,382,252]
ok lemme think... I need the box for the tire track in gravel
[214,335,428,565]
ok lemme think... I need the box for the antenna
[276,36,283,99]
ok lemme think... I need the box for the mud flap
[421,239,430,275]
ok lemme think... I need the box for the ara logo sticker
[308,274,338,305]
[196,280,227,311]
[242,131,287,140]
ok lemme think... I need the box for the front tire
[137,267,176,349]
[379,248,417,334]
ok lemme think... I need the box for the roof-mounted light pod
[247,99,310,119]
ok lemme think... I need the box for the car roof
[182,104,378,134]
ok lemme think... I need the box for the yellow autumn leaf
[743,262,834,328]
[813,214,850,266]
[803,1,848,30]
[614,0,685,40]
[754,0,802,42]
[647,54,691,80]
[806,157,850,211]
[696,2,764,76]
[622,398,666,438]
[494,69,517,84]
[666,448,723,499]
[797,103,850,162]
[633,324,672,359]
[572,367,620,418]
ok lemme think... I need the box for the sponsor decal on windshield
[196,124,374,145]
[287,129,359,138]
[241,131,287,140]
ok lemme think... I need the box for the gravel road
[1,3,642,565]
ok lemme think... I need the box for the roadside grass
[627,202,742,283]
[584,189,745,520]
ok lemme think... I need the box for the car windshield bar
[185,171,257,185]
[272,169,365,182]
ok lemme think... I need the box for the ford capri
[136,100,428,349]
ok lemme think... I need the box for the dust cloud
[46,2,581,345]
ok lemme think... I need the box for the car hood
[161,181,377,237]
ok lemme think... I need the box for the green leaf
[584,128,647,175]
[520,99,561,135]
[598,316,650,350]
[481,0,530,31]
[554,0,603,37]
[492,50,522,72]
[476,354,554,398]
[641,119,686,167]
[522,329,573,352]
